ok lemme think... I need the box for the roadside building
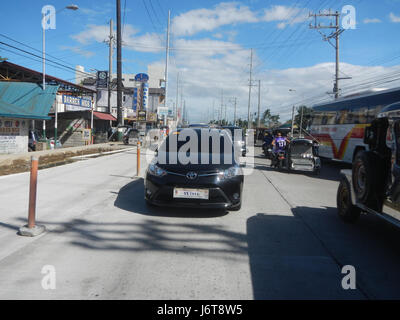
[0,82,58,154]
[0,61,116,147]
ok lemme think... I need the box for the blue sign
[134,73,149,82]
[62,95,92,110]
[142,82,149,110]
[133,88,138,111]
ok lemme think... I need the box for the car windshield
[158,129,236,165]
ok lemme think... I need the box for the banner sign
[97,71,108,88]
[134,73,149,82]
[133,88,138,111]
[142,82,149,110]
[62,95,92,110]
[157,106,168,118]
[82,129,92,142]
[138,110,147,122]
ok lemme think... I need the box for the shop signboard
[138,110,147,122]
[97,71,108,88]
[63,95,92,111]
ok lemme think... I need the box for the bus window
[352,107,368,124]
[367,104,383,122]
[346,111,354,124]
[311,112,323,125]
[326,112,336,125]
[336,110,347,124]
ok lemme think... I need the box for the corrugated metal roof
[0,82,58,120]
[93,111,117,121]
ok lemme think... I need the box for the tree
[294,105,312,132]
[262,108,280,128]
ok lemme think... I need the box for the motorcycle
[271,149,287,170]
[262,142,273,159]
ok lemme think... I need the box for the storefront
[0,82,58,154]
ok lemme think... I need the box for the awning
[0,82,59,120]
[93,111,117,121]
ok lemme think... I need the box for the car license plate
[173,188,209,200]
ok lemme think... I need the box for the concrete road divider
[0,142,133,176]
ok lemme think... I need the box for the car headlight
[302,153,313,158]
[219,166,241,180]
[148,163,167,177]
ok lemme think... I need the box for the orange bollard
[137,140,141,176]
[19,156,46,236]
[28,156,38,228]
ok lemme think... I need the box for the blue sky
[1,0,400,122]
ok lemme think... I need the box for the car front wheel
[337,178,360,223]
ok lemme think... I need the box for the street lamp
[42,4,79,145]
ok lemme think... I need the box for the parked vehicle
[286,138,321,175]
[220,126,247,157]
[144,128,243,211]
[309,87,400,163]
[336,102,400,227]
[123,128,139,145]
[28,130,40,151]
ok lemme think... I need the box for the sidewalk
[0,142,134,176]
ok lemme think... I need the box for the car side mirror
[364,126,374,145]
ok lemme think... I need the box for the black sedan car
[144,128,243,210]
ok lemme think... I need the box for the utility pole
[233,97,237,126]
[291,106,295,137]
[212,100,215,123]
[224,103,227,124]
[164,10,171,126]
[257,80,261,128]
[220,89,224,125]
[247,48,253,128]
[116,0,123,126]
[309,10,349,99]
[175,72,179,121]
[107,19,114,114]
[300,106,304,138]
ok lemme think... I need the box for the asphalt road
[0,148,399,299]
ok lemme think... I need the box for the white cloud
[60,46,95,58]
[172,2,258,36]
[390,12,400,23]
[262,5,309,28]
[165,40,400,123]
[172,3,310,36]
[72,24,111,44]
[363,18,382,24]
[71,24,164,53]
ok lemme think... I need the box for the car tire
[337,178,361,223]
[352,151,384,208]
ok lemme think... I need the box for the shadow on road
[113,178,229,218]
[247,206,400,300]
[22,216,247,259]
